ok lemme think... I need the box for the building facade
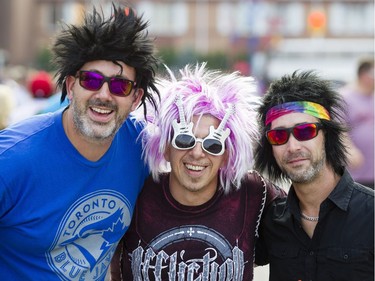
[0,0,373,82]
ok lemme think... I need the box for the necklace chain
[300,212,319,222]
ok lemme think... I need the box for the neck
[294,165,340,214]
[169,174,218,207]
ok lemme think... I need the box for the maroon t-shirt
[111,171,284,280]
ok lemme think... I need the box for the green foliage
[32,45,249,74]
[33,47,55,72]
[158,47,246,73]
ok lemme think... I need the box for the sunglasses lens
[267,129,289,145]
[79,71,103,91]
[293,123,318,141]
[203,138,223,155]
[110,78,133,96]
[174,134,195,149]
[78,71,134,96]
[267,123,321,145]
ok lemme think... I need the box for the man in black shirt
[254,71,374,281]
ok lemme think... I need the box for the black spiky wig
[52,2,160,115]
[254,71,349,182]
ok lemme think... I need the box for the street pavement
[254,264,270,280]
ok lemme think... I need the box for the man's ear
[65,75,76,100]
[131,88,144,111]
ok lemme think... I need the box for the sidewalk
[254,264,269,281]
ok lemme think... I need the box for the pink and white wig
[142,63,261,193]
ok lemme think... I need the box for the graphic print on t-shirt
[130,225,245,280]
[46,190,132,281]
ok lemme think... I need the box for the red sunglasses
[266,123,323,145]
[76,70,136,97]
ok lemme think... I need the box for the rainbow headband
[265,101,330,125]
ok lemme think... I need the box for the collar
[327,169,354,211]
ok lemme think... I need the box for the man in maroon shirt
[111,63,286,280]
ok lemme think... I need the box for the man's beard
[71,98,124,144]
[283,150,326,183]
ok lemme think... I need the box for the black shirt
[111,172,286,280]
[255,169,374,281]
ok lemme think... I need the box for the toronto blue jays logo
[46,190,131,281]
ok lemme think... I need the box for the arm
[255,179,288,266]
[110,239,124,281]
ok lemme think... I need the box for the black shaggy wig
[52,3,160,116]
[254,70,349,182]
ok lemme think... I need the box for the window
[330,2,374,36]
[137,1,188,36]
[217,2,304,37]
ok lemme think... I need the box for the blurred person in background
[340,58,374,188]
[111,63,286,281]
[27,70,55,99]
[38,91,70,114]
[0,65,35,124]
[9,70,56,122]
[254,71,374,281]
[0,3,159,280]
[29,70,70,114]
[0,84,15,130]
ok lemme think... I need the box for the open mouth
[89,106,114,123]
[185,163,205,171]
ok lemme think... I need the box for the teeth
[92,107,111,114]
[185,164,204,171]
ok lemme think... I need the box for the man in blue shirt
[0,3,159,280]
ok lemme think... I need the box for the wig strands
[140,63,261,193]
[52,3,159,114]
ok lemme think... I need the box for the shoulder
[122,115,145,134]
[352,183,374,211]
[138,174,165,198]
[116,116,146,148]
[242,170,287,203]
[134,174,167,218]
[354,182,374,196]
[241,170,267,189]
[342,171,374,203]
[0,112,57,155]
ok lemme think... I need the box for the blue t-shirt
[0,109,149,280]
